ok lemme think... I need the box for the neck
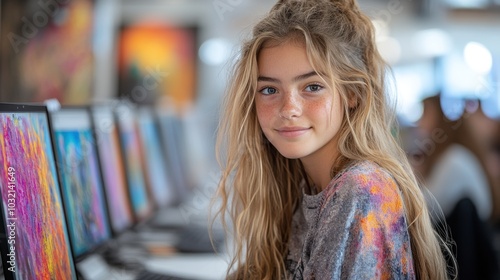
[300,146,339,191]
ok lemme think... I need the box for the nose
[279,91,302,120]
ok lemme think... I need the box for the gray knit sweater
[285,161,415,279]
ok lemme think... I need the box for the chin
[275,147,307,159]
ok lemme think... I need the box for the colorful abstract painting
[0,112,75,279]
[1,0,95,105]
[118,23,197,109]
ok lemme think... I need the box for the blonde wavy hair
[214,0,452,279]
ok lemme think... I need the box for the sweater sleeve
[304,168,415,279]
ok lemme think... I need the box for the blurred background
[1,0,500,150]
[1,0,500,278]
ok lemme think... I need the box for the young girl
[214,0,451,279]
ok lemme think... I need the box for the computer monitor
[157,111,191,203]
[137,107,175,209]
[114,103,153,223]
[50,107,112,259]
[91,105,135,235]
[0,103,77,279]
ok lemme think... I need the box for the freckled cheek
[304,99,331,117]
[306,98,342,126]
[255,102,275,129]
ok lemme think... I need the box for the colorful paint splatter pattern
[286,161,415,279]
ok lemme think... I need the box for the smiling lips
[276,126,311,138]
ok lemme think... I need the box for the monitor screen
[137,107,174,209]
[115,104,153,222]
[50,108,112,258]
[0,103,77,279]
[157,112,190,201]
[91,105,134,234]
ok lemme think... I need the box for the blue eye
[260,87,277,95]
[305,84,323,92]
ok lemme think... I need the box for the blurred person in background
[408,94,500,280]
[467,102,500,222]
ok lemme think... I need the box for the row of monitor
[0,101,192,279]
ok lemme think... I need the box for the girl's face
[255,40,344,162]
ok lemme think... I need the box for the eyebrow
[257,71,319,83]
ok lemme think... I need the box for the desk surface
[144,253,229,280]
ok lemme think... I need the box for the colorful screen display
[137,108,174,208]
[91,106,134,234]
[0,104,76,279]
[115,105,152,222]
[51,109,111,257]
